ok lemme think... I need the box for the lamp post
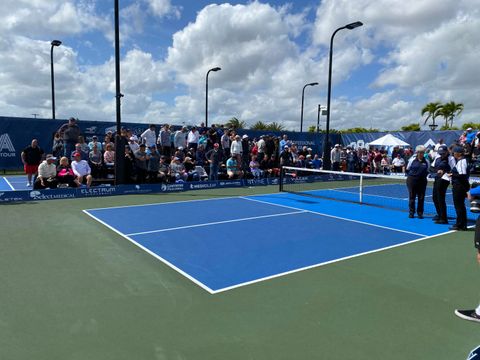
[300,82,318,132]
[317,104,322,132]
[205,67,221,128]
[323,21,363,170]
[50,40,62,120]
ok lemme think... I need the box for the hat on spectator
[46,154,57,161]
[437,145,448,155]
[335,144,340,147]
[214,143,219,148]
[73,152,81,157]
[453,146,464,154]
[174,157,180,161]
[467,127,473,131]
[242,134,249,139]
[284,145,289,149]
[415,145,426,153]
[129,135,138,141]
[92,135,97,139]
[178,146,183,150]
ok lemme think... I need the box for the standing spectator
[34,154,58,189]
[220,129,231,159]
[406,145,430,219]
[134,144,148,183]
[128,136,140,153]
[71,152,92,187]
[455,185,480,322]
[21,139,44,187]
[157,124,171,157]
[58,117,81,157]
[187,126,200,150]
[206,143,223,181]
[346,147,358,172]
[88,136,102,152]
[158,156,170,183]
[449,146,470,231]
[330,144,341,171]
[174,126,188,150]
[207,125,219,151]
[279,135,290,154]
[195,144,206,168]
[431,145,455,225]
[146,145,161,183]
[52,132,64,159]
[466,128,476,146]
[230,135,243,163]
[241,135,250,171]
[141,124,157,148]
[256,135,266,162]
[249,155,263,178]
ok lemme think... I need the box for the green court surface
[1,186,480,360]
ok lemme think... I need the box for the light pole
[323,21,363,170]
[317,104,322,132]
[300,82,318,132]
[205,67,221,128]
[50,40,62,120]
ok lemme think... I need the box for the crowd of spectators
[21,118,480,190]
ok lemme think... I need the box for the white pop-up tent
[369,134,410,147]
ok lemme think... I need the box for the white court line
[83,209,217,294]
[83,194,251,212]
[2,177,15,191]
[126,210,306,236]
[241,196,428,237]
[212,228,457,294]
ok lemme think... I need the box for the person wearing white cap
[34,154,58,189]
[406,145,430,218]
[330,144,342,171]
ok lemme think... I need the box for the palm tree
[421,102,442,129]
[224,117,246,129]
[250,121,268,130]
[266,122,285,131]
[438,101,464,128]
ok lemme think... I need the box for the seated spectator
[89,144,103,178]
[226,154,243,179]
[380,154,390,174]
[392,154,406,173]
[71,143,88,162]
[260,155,280,177]
[34,154,58,189]
[195,144,206,167]
[311,154,322,169]
[170,157,188,182]
[77,136,90,155]
[184,157,199,181]
[305,154,313,168]
[158,155,170,183]
[56,156,77,187]
[72,152,93,187]
[249,155,263,178]
[103,143,115,165]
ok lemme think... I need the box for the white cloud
[145,0,181,19]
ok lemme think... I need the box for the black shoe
[432,216,440,221]
[455,309,480,323]
[417,214,424,219]
[408,213,414,218]
[435,220,449,224]
[449,225,467,231]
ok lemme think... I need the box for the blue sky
[0,0,478,131]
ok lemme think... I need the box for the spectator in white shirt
[174,126,188,150]
[34,154,58,189]
[230,135,243,163]
[392,154,406,173]
[72,152,92,187]
[187,126,200,150]
[140,124,157,148]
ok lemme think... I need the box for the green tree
[308,125,317,133]
[439,124,460,131]
[421,102,442,129]
[401,123,421,131]
[224,117,246,129]
[462,122,480,130]
[340,127,379,133]
[266,122,285,132]
[438,101,464,128]
[250,121,268,130]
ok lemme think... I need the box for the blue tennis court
[84,192,452,294]
[0,175,29,191]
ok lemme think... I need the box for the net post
[279,166,284,192]
[359,174,363,204]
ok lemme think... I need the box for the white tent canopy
[368,134,410,147]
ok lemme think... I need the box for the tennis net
[279,166,465,219]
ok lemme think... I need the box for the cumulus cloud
[145,0,181,19]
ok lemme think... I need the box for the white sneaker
[26,182,31,187]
